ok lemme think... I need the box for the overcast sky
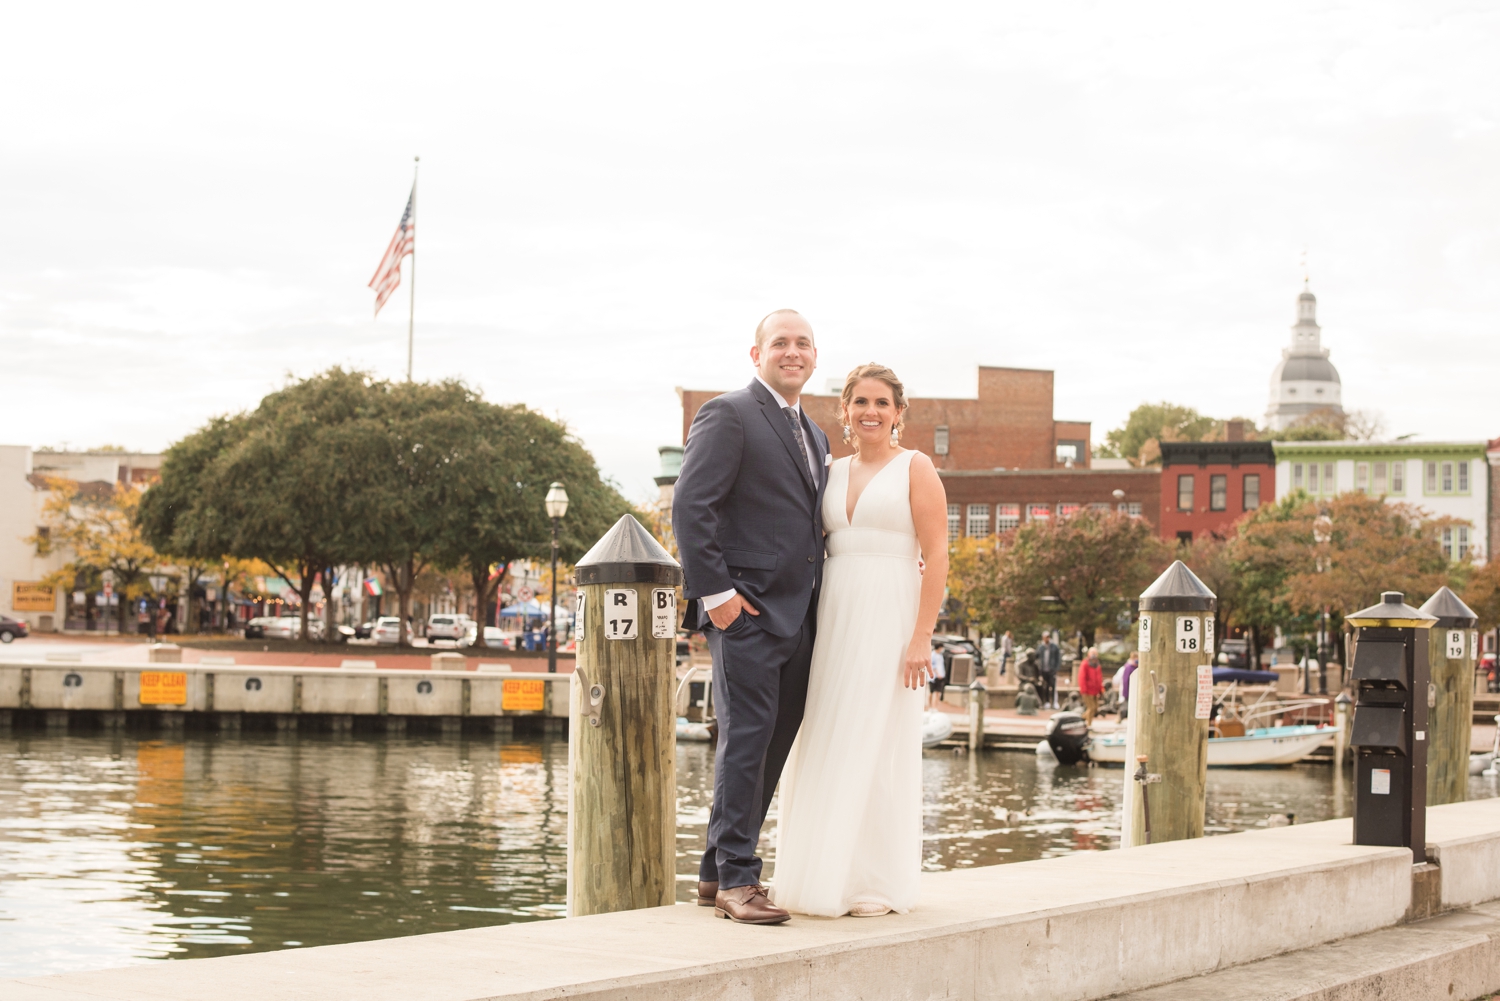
[4,1,1497,499]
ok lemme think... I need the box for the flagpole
[407,155,419,382]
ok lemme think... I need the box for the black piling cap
[1346,591,1436,628]
[1419,586,1478,628]
[575,514,684,586]
[1138,560,1216,612]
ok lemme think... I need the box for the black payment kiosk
[1346,591,1436,862]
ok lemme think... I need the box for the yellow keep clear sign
[501,678,546,711]
[140,671,188,705]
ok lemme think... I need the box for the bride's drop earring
[889,424,900,447]
[841,424,851,445]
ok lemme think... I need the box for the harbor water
[3,729,1494,977]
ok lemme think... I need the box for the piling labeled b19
[1419,586,1478,807]
[567,515,683,918]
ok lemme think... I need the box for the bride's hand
[903,637,930,690]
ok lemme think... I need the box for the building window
[966,504,990,537]
[1057,503,1080,519]
[1118,502,1142,517]
[1392,461,1404,493]
[1088,502,1111,513]
[1442,527,1452,560]
[1308,463,1319,494]
[1243,474,1260,510]
[1292,463,1303,490]
[1427,461,1438,493]
[1323,463,1335,494]
[1458,461,1469,493]
[1373,462,1387,494]
[947,503,961,542]
[1209,474,1227,511]
[1356,463,1368,492]
[1458,527,1471,560]
[1441,462,1453,493]
[934,426,950,456]
[1176,531,1193,545]
[1027,503,1051,522]
[995,504,1020,531]
[1177,474,1194,511]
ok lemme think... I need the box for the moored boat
[1089,723,1338,767]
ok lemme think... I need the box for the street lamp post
[1313,509,1333,695]
[545,482,570,674]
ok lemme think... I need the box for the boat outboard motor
[1045,711,1091,765]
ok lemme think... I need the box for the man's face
[750,315,817,399]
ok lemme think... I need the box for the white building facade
[1273,440,1489,563]
[0,447,162,632]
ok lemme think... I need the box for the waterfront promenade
[7,798,1499,1001]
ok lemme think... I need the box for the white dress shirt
[702,375,821,614]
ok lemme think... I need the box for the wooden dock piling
[567,515,683,918]
[1123,560,1215,848]
[1420,586,1478,806]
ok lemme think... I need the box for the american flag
[368,184,416,316]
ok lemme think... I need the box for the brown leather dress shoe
[697,881,718,907]
[713,884,790,925]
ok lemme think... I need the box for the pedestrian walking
[1036,632,1061,708]
[1078,646,1104,725]
[928,645,947,709]
[1115,651,1140,720]
[999,630,1014,678]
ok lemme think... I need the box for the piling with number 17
[568,514,684,918]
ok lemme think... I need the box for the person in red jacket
[1078,646,1105,725]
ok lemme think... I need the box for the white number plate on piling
[1176,615,1200,653]
[1447,629,1465,659]
[651,588,677,639]
[604,589,638,640]
[1195,665,1213,719]
[575,592,586,640]
[1203,615,1215,656]
[1138,615,1151,652]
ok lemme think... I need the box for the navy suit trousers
[699,603,815,889]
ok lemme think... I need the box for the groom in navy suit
[673,309,829,925]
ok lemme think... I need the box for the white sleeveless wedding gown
[772,449,924,917]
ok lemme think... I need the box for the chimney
[1226,420,1244,442]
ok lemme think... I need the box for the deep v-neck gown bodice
[771,450,923,917]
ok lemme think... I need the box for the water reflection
[1,730,1494,978]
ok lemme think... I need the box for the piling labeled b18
[1123,560,1216,848]
[567,515,683,918]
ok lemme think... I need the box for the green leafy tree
[952,509,1172,646]
[1097,403,1219,466]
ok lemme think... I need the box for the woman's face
[843,378,902,446]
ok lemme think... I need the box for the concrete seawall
[0,659,571,734]
[7,799,1498,1001]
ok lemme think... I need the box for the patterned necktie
[783,406,811,478]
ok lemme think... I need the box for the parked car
[0,615,29,643]
[244,616,277,639]
[461,622,514,649]
[427,614,473,643]
[354,620,374,639]
[1218,638,1251,670]
[372,616,403,645]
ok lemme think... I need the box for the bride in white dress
[772,363,950,918]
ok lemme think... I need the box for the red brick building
[679,365,1092,471]
[1158,439,1276,544]
[939,468,1162,541]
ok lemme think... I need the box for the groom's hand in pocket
[708,593,760,631]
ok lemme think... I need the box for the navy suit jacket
[673,379,830,638]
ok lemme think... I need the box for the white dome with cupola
[1267,282,1343,431]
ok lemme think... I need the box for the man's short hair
[754,309,808,349]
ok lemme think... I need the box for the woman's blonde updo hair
[840,363,909,436]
